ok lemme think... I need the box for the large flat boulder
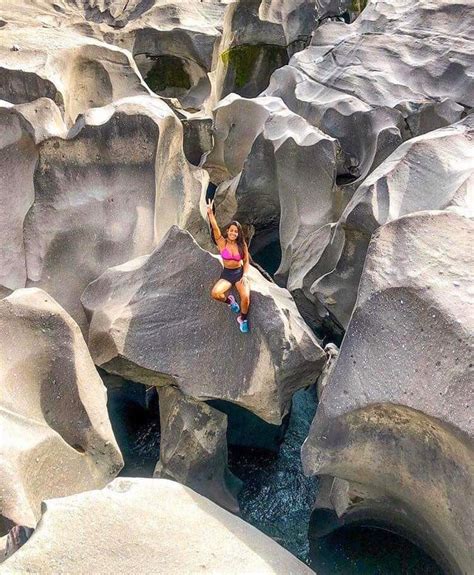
[24,95,206,330]
[82,226,325,425]
[302,210,474,575]
[0,478,313,574]
[0,288,123,530]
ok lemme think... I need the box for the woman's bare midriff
[223,262,243,270]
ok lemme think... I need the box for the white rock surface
[264,0,472,180]
[0,25,150,125]
[0,98,65,291]
[0,288,123,529]
[0,478,313,574]
[0,1,227,112]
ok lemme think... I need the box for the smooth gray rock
[24,95,206,330]
[82,226,325,425]
[154,386,242,513]
[0,1,227,112]
[0,98,65,292]
[264,0,472,181]
[0,288,123,529]
[302,210,474,575]
[0,24,149,125]
[212,0,353,105]
[308,114,474,328]
[0,478,314,575]
[308,475,448,571]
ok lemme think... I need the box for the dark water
[228,387,319,562]
[311,527,444,575]
[228,388,444,574]
[106,378,444,575]
[251,238,282,277]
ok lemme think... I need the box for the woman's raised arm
[206,199,225,249]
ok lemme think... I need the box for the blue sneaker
[228,295,240,314]
[237,315,249,333]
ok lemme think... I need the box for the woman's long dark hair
[223,220,247,256]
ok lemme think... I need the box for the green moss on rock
[145,55,191,94]
[220,44,287,89]
[351,0,368,12]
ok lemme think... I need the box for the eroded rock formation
[0,98,65,291]
[24,95,206,330]
[294,114,474,328]
[302,210,474,575]
[0,478,313,574]
[204,94,340,311]
[0,288,123,530]
[154,386,242,513]
[82,226,325,425]
[264,0,472,181]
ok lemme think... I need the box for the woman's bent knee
[211,289,224,301]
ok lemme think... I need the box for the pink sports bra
[220,244,243,262]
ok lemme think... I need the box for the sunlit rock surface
[0,288,123,530]
[0,24,150,126]
[0,98,65,292]
[82,226,325,425]
[264,0,472,181]
[0,478,314,574]
[302,210,474,575]
[211,0,351,104]
[0,1,228,113]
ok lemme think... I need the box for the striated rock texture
[0,1,227,113]
[21,95,206,330]
[264,0,472,181]
[0,24,150,126]
[0,478,313,574]
[0,288,123,530]
[154,386,242,513]
[303,114,474,329]
[0,98,66,291]
[302,211,474,575]
[82,226,325,425]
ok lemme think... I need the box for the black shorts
[220,266,244,285]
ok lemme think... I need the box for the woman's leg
[211,279,232,303]
[235,277,250,316]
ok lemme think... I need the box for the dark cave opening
[309,525,445,575]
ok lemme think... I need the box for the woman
[207,199,250,333]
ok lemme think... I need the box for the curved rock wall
[0,0,473,572]
[302,211,474,575]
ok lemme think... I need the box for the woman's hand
[206,198,214,216]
